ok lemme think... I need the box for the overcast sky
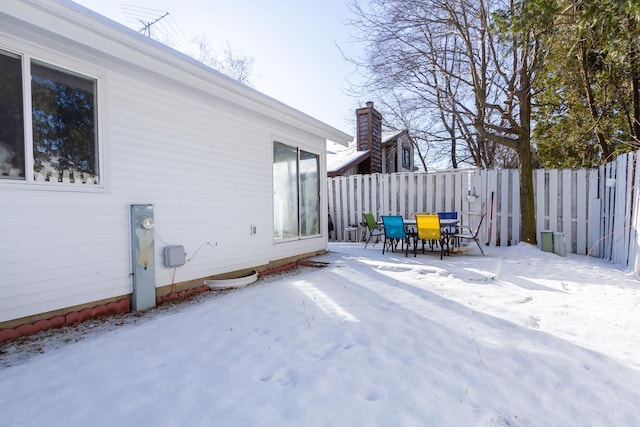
[72,0,365,136]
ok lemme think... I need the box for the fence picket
[416,173,425,213]
[400,173,408,216]
[548,169,559,234]
[511,169,521,244]
[630,153,640,272]
[444,173,454,212]
[613,155,627,264]
[407,173,416,216]
[499,170,509,246]
[487,170,498,246]
[602,163,613,259]
[328,178,336,239]
[370,175,377,221]
[429,174,437,211]
[535,169,546,236]
[574,170,585,254]
[622,153,635,265]
[563,170,573,254]
[587,170,600,257]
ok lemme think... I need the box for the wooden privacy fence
[327,150,640,271]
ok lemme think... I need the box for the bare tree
[143,29,255,86]
[349,0,546,244]
[347,0,498,170]
[189,35,256,87]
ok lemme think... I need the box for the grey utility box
[540,231,554,253]
[553,232,566,257]
[540,230,566,257]
[130,204,156,311]
[164,245,186,268]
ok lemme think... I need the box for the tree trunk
[577,39,613,159]
[517,144,536,244]
[517,60,537,245]
[632,68,640,143]
[627,14,640,144]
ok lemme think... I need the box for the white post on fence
[568,170,578,253]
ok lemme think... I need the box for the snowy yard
[1,241,640,426]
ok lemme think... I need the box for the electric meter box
[164,245,186,268]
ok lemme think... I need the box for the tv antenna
[120,4,183,39]
[139,11,169,37]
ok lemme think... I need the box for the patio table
[404,218,458,228]
[405,218,460,249]
[378,218,458,229]
[439,218,460,247]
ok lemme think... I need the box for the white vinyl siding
[0,1,349,324]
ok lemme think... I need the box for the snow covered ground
[1,241,640,426]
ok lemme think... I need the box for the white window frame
[402,147,411,169]
[0,41,106,192]
[273,140,321,242]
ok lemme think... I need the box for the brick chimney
[356,101,382,174]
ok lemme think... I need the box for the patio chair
[415,214,449,259]
[449,207,486,256]
[437,211,458,234]
[381,215,415,257]
[363,213,384,248]
[438,211,459,248]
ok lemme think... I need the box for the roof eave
[328,151,371,177]
[13,0,352,144]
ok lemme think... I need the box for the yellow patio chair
[415,214,449,259]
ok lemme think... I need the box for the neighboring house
[327,102,414,177]
[0,0,351,334]
[381,129,415,174]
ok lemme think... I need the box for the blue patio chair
[438,211,459,248]
[381,215,415,257]
[437,211,458,234]
[363,213,384,248]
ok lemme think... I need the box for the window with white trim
[273,141,320,240]
[0,49,99,184]
[0,51,25,179]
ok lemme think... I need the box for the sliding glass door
[273,141,320,240]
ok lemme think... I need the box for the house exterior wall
[397,133,414,172]
[382,132,413,174]
[0,1,350,325]
[382,146,391,174]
